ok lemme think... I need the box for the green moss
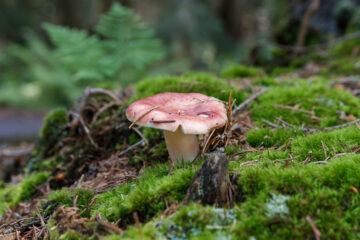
[330,38,360,57]
[250,82,360,127]
[134,72,245,103]
[221,64,262,78]
[46,188,94,217]
[228,155,360,239]
[246,128,304,148]
[291,125,360,161]
[33,156,61,171]
[117,154,360,239]
[49,228,94,240]
[91,162,200,224]
[39,107,68,139]
[0,172,50,213]
[15,172,50,202]
[323,57,360,76]
[117,155,360,239]
[121,204,236,240]
[253,77,277,86]
[35,107,69,161]
[142,127,162,140]
[270,67,294,76]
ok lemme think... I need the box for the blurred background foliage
[1,0,360,109]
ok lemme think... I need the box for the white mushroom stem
[163,128,199,164]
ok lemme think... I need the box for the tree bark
[183,151,231,206]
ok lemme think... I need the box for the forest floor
[1,39,360,240]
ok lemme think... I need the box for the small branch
[321,140,327,160]
[240,160,258,167]
[91,102,120,125]
[85,87,121,103]
[282,155,300,167]
[306,216,321,240]
[133,212,143,240]
[79,87,121,113]
[311,161,328,164]
[68,111,98,148]
[129,106,160,129]
[232,88,268,116]
[100,127,146,167]
[118,139,145,157]
[150,120,176,123]
[274,104,321,122]
[263,120,281,128]
[202,129,216,154]
[323,118,360,131]
[301,156,313,164]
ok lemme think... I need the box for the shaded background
[1,0,360,143]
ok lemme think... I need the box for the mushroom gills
[163,127,199,163]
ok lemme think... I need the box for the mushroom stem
[163,128,199,164]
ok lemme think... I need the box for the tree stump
[183,151,231,206]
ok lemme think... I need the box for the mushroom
[126,92,227,164]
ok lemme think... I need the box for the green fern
[0,3,165,108]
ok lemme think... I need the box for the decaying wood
[183,152,231,206]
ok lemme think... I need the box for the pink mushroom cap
[126,92,227,134]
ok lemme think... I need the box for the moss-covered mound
[134,72,246,103]
[250,81,360,127]
[2,44,360,239]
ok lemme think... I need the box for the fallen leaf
[349,186,358,194]
[348,114,356,122]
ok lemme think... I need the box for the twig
[100,127,146,167]
[202,129,216,154]
[73,195,79,208]
[240,160,258,167]
[306,216,321,240]
[129,106,160,129]
[133,212,143,240]
[274,104,318,118]
[132,127,147,144]
[276,117,294,128]
[118,139,145,157]
[323,119,360,131]
[301,156,313,164]
[282,155,300,167]
[230,150,254,158]
[79,87,121,113]
[150,120,176,123]
[232,88,268,116]
[321,141,327,160]
[69,111,98,148]
[91,102,120,125]
[275,117,318,132]
[311,161,328,164]
[263,120,281,128]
